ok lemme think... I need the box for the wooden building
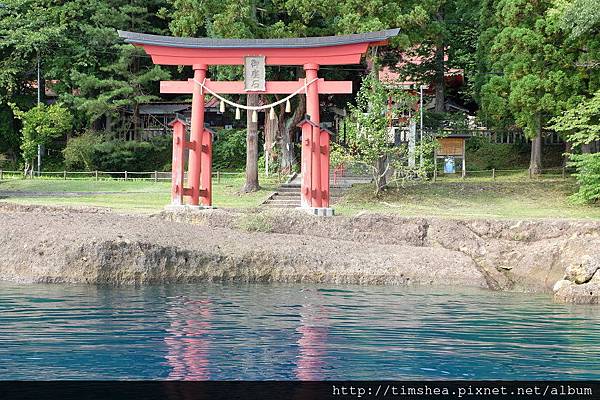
[133,98,225,140]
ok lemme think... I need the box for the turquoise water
[0,282,599,380]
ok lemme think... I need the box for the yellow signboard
[438,137,464,156]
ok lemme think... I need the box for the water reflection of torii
[295,292,330,380]
[164,299,212,380]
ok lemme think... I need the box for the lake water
[0,282,598,380]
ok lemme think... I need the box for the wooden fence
[0,167,572,184]
[431,167,571,182]
[0,169,242,183]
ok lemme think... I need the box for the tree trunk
[105,112,113,133]
[434,11,446,113]
[563,140,572,167]
[433,46,445,113]
[242,93,260,192]
[279,95,305,174]
[375,155,388,194]
[529,122,543,175]
[6,148,16,165]
[263,97,278,169]
[132,103,140,141]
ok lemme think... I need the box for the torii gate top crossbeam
[161,78,352,95]
[117,29,399,66]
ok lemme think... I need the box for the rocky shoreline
[553,256,600,304]
[0,203,598,304]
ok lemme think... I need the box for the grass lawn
[0,178,169,193]
[335,176,600,220]
[2,172,599,220]
[0,173,282,212]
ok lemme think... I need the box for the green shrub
[0,106,19,166]
[63,131,105,170]
[91,135,172,172]
[465,135,529,170]
[61,128,248,173]
[568,153,600,204]
[258,153,280,173]
[61,128,249,173]
[12,103,72,168]
[213,128,246,170]
[550,91,600,203]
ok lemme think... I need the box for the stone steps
[261,173,371,209]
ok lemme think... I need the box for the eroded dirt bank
[0,204,598,303]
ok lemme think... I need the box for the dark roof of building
[139,103,191,115]
[437,133,473,139]
[137,99,223,115]
[118,29,400,49]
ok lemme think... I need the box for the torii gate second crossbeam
[118,29,399,215]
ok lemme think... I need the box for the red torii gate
[118,29,399,215]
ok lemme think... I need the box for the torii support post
[320,128,332,209]
[169,117,187,206]
[302,64,333,215]
[298,119,318,208]
[200,128,214,206]
[168,74,213,209]
[298,117,334,214]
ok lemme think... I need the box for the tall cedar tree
[477,0,583,174]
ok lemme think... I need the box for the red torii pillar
[304,64,323,209]
[301,63,332,211]
[188,65,207,206]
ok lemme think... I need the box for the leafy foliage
[334,72,434,194]
[12,103,72,164]
[550,90,600,203]
[213,129,247,170]
[560,0,600,39]
[475,0,588,175]
[551,90,600,146]
[478,0,582,136]
[567,153,600,204]
[56,0,172,132]
[0,104,19,166]
[465,136,528,170]
[0,0,171,136]
[62,131,106,170]
[394,0,482,110]
[90,136,172,172]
